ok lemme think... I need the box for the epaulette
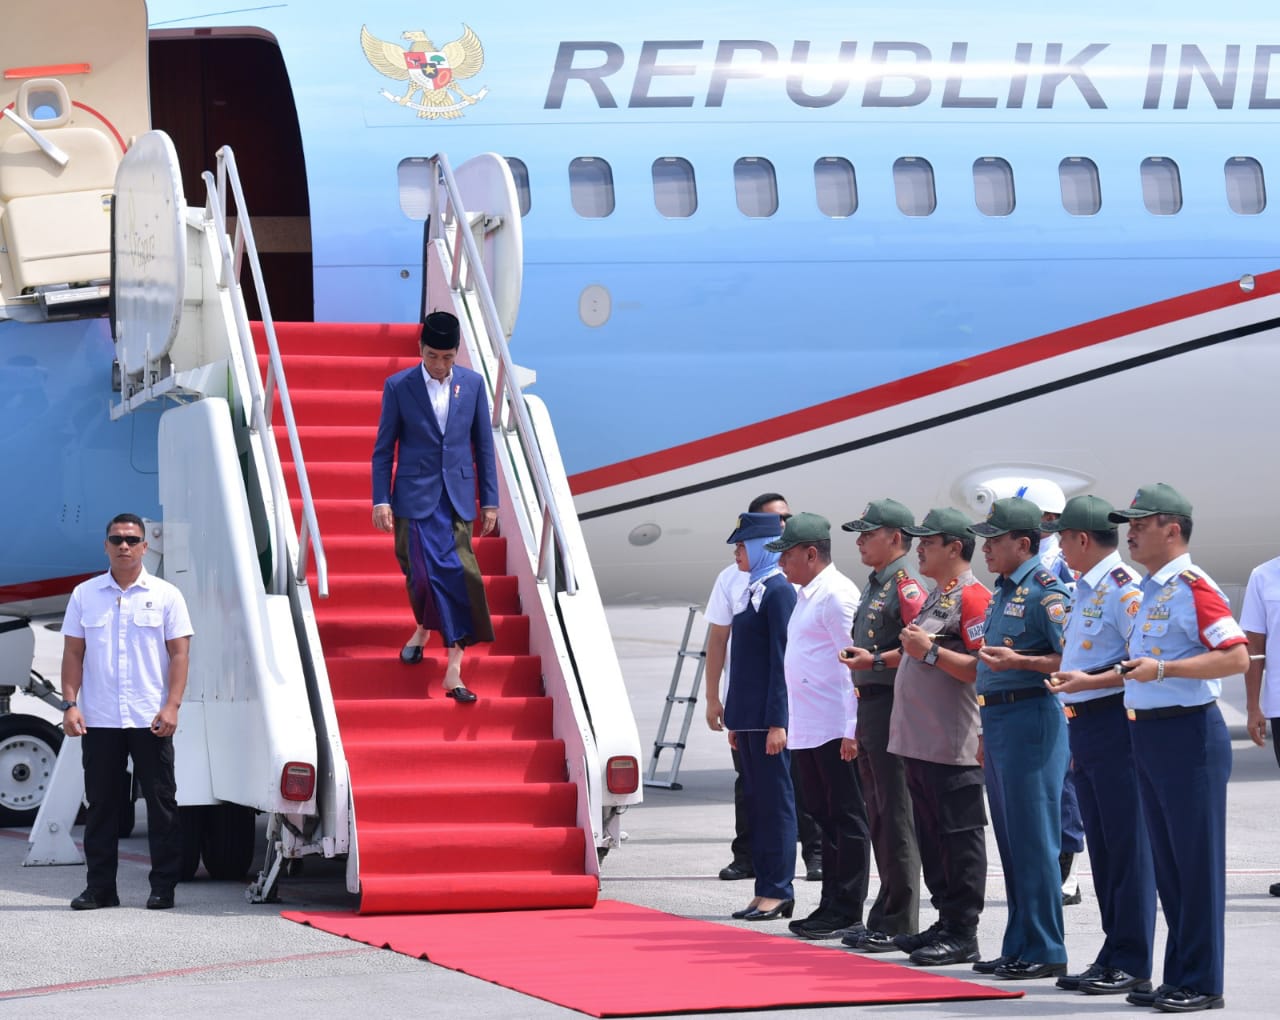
[1110,565,1135,586]
[1178,568,1203,585]
[1033,569,1057,588]
[894,568,907,579]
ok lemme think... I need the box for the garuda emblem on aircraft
[360,23,488,119]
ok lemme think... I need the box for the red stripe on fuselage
[0,574,94,604]
[569,270,1280,495]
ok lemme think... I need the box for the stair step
[326,654,543,699]
[351,782,578,826]
[255,321,422,359]
[314,534,507,575]
[356,824,586,874]
[321,574,519,615]
[337,696,553,739]
[344,738,568,785]
[318,613,529,656]
[358,873,599,915]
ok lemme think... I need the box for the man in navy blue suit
[371,311,499,702]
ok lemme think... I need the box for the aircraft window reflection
[569,157,616,218]
[396,157,433,220]
[1060,158,1102,216]
[814,157,857,217]
[894,157,936,217]
[735,157,778,217]
[1141,157,1182,215]
[974,157,1015,216]
[505,157,532,216]
[652,157,697,218]
[1225,157,1266,215]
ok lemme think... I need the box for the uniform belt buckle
[1126,708,1137,721]
[976,694,986,707]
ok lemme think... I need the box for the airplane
[2,2,1279,818]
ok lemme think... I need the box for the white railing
[425,154,578,595]
[201,146,329,599]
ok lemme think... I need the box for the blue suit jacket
[370,363,498,521]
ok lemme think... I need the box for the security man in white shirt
[60,513,193,911]
[1240,552,1280,898]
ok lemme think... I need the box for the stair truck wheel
[0,714,63,826]
[200,802,258,880]
[178,805,208,881]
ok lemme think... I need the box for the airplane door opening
[148,32,313,322]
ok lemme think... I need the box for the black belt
[854,684,893,700]
[1063,693,1126,720]
[1127,702,1212,722]
[977,686,1049,707]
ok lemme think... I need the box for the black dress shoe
[838,922,870,947]
[972,954,1014,974]
[444,684,477,703]
[1152,987,1224,1012]
[854,931,900,953]
[1079,970,1151,996]
[803,858,823,882]
[792,915,851,940]
[909,928,980,967]
[1270,881,1280,897]
[719,861,754,881]
[70,888,120,910]
[1128,983,1177,1007]
[731,901,760,919]
[741,899,795,921]
[894,921,944,954]
[994,960,1068,980]
[146,891,175,910]
[788,907,831,934]
[1057,962,1108,990]
[399,643,424,665]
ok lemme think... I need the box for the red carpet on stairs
[283,901,1024,1017]
[255,322,598,914]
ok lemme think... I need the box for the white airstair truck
[25,132,642,900]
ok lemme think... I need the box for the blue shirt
[1125,552,1247,710]
[977,554,1071,695]
[1059,551,1143,704]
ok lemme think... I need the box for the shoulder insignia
[1179,568,1204,585]
[1110,565,1135,586]
[1044,598,1068,625]
[894,568,907,579]
[1033,569,1057,588]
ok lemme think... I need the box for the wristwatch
[59,699,77,712]
[871,654,886,672]
[923,642,940,666]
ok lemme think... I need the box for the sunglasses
[107,535,144,546]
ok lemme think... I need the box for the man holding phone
[1045,496,1155,997]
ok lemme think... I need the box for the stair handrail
[425,153,578,595]
[199,145,329,598]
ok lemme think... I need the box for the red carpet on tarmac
[283,900,1022,1017]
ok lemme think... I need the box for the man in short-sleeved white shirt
[766,512,871,940]
[61,514,193,912]
[1240,554,1280,897]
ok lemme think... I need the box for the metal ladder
[643,607,708,790]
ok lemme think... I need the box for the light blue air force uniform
[1124,552,1246,997]
[1059,551,1155,980]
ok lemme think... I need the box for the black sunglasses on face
[107,535,143,546]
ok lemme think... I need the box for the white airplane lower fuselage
[3,1,1279,613]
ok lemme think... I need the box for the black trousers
[903,755,988,932]
[792,738,871,923]
[731,747,822,867]
[855,689,921,935]
[82,727,182,894]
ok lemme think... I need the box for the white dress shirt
[784,563,861,749]
[1240,554,1280,718]
[61,568,193,728]
[422,364,452,432]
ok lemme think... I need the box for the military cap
[764,512,830,552]
[1041,494,1118,533]
[841,498,915,532]
[903,507,973,537]
[727,512,784,544]
[967,496,1043,537]
[1107,483,1193,522]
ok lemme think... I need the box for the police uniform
[970,500,1072,972]
[1046,502,1155,987]
[1122,551,1244,1000]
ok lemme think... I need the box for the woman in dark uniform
[725,512,799,921]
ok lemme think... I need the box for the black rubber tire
[0,714,64,827]
[178,805,208,882]
[200,803,258,880]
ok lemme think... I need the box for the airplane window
[815,157,857,217]
[974,157,1015,216]
[396,157,434,220]
[1059,157,1102,216]
[505,157,532,216]
[652,157,697,218]
[1141,157,1182,215]
[569,157,616,218]
[1225,157,1266,215]
[893,157,936,217]
[734,157,779,217]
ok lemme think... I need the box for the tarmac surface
[2,604,1278,1018]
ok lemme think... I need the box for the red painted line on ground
[568,269,1280,495]
[0,947,376,1001]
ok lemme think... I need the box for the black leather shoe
[1152,987,1224,1012]
[838,922,870,947]
[399,643,424,665]
[793,916,851,940]
[803,858,823,882]
[444,684,477,703]
[146,891,175,910]
[741,899,795,921]
[70,888,120,910]
[1062,886,1083,905]
[994,960,1068,980]
[973,954,1014,974]
[719,861,754,881]
[1270,881,1280,897]
[909,929,980,967]
[855,931,900,953]
[788,907,830,934]
[1057,962,1108,990]
[732,901,760,919]
[1079,970,1152,996]
[1128,983,1177,1007]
